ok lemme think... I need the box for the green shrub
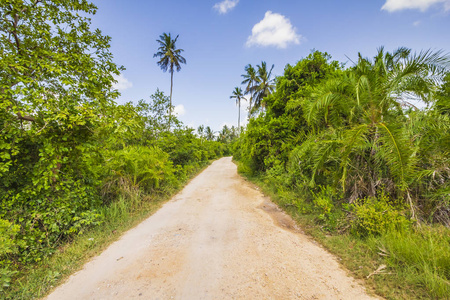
[311,185,335,219]
[351,192,411,236]
[237,160,252,175]
[309,185,345,231]
[0,219,22,292]
[0,219,21,258]
[102,146,177,200]
[265,159,291,188]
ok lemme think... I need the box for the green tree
[153,33,186,130]
[0,0,122,268]
[236,51,341,173]
[241,64,257,115]
[136,89,181,137]
[296,47,450,217]
[230,87,246,130]
[435,72,450,114]
[252,61,275,114]
[197,125,205,138]
[205,126,215,141]
[0,0,121,174]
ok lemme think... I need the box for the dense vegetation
[0,1,233,296]
[1,0,449,299]
[233,49,450,298]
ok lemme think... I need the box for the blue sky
[91,0,450,132]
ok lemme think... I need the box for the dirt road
[46,157,378,300]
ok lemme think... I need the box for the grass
[237,168,450,300]
[4,162,211,300]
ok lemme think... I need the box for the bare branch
[17,112,35,122]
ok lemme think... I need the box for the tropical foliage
[235,49,450,224]
[233,49,450,298]
[0,2,225,294]
[241,61,275,116]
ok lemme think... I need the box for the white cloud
[174,104,186,116]
[413,20,422,26]
[246,11,301,49]
[382,0,450,12]
[112,74,133,91]
[213,0,239,14]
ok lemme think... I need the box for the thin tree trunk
[169,70,173,131]
[248,96,252,119]
[238,100,241,131]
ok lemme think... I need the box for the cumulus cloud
[213,0,239,14]
[382,0,450,12]
[112,74,133,91]
[246,11,301,49]
[174,104,186,116]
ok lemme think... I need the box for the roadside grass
[5,163,211,300]
[238,170,450,300]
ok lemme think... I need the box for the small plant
[311,185,335,220]
[351,191,411,237]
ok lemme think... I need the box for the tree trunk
[248,96,252,119]
[169,70,173,131]
[238,100,241,132]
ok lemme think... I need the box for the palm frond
[339,124,370,190]
[376,122,416,189]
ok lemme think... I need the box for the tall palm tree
[252,61,275,114]
[153,33,186,129]
[241,64,257,115]
[230,87,246,130]
[205,126,215,141]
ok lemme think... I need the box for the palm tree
[297,47,450,217]
[241,64,257,115]
[197,125,205,138]
[252,61,275,114]
[154,33,186,129]
[205,126,215,141]
[218,125,231,143]
[230,87,246,130]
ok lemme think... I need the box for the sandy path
[46,157,378,300]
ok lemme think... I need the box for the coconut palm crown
[253,62,275,114]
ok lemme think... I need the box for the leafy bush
[102,146,177,200]
[265,159,291,188]
[0,219,21,258]
[311,185,335,219]
[351,192,411,236]
[0,219,22,292]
